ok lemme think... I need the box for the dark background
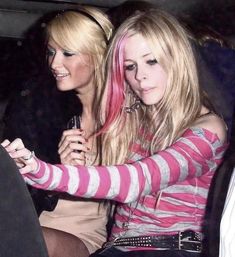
[0,0,234,40]
[0,0,234,132]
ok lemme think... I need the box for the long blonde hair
[46,5,113,109]
[100,9,203,165]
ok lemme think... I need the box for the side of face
[47,39,95,93]
[123,34,168,106]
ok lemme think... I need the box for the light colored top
[40,197,109,254]
[24,127,227,250]
[219,167,235,257]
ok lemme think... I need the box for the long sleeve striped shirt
[23,127,227,239]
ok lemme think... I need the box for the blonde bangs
[47,11,105,55]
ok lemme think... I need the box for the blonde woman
[36,6,112,257]
[3,9,227,257]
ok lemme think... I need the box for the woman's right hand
[1,138,38,174]
[58,129,89,166]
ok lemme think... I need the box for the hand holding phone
[59,115,86,165]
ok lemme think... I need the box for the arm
[2,128,227,203]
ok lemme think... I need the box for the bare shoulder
[192,113,227,143]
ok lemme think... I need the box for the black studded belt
[105,230,202,253]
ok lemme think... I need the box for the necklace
[121,200,139,232]
[85,136,97,166]
[85,149,97,165]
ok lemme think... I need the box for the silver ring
[23,151,35,161]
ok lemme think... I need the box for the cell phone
[66,115,82,153]
[67,115,81,129]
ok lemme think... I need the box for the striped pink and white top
[24,127,227,241]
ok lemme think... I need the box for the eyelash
[124,59,158,71]
[46,48,55,57]
[147,59,158,65]
[125,64,136,71]
[46,48,76,57]
[63,51,75,57]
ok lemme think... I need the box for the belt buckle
[178,231,202,253]
[178,231,183,250]
[103,237,120,249]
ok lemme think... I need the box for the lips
[141,87,154,94]
[53,72,69,80]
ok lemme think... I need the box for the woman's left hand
[1,138,38,174]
